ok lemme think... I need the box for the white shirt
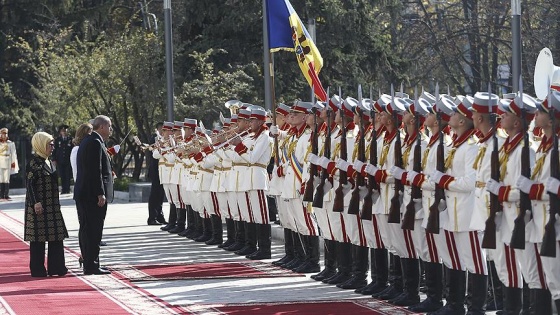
[70,146,79,180]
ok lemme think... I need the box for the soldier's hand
[97,195,107,207]
[11,162,15,168]
[34,202,43,215]
[545,177,560,195]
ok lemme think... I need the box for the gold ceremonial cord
[421,148,430,170]
[379,143,390,167]
[444,148,456,170]
[531,154,547,180]
[402,144,412,169]
[0,143,7,155]
[498,147,507,182]
[472,146,487,170]
[332,143,341,160]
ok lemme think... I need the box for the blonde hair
[73,123,93,146]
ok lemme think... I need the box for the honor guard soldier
[0,128,18,200]
[53,124,74,194]
[177,119,199,238]
[354,95,390,296]
[515,91,560,314]
[153,122,177,231]
[485,94,537,314]
[229,106,272,259]
[168,121,188,234]
[426,95,485,314]
[539,90,560,313]
[306,96,342,281]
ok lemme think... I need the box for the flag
[266,0,327,102]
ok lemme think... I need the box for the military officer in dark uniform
[53,124,74,194]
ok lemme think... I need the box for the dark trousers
[58,163,72,193]
[29,241,65,275]
[148,180,165,220]
[0,182,10,198]
[77,200,107,271]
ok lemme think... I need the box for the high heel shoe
[78,256,83,268]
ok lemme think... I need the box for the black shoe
[194,233,212,242]
[359,281,387,295]
[161,224,176,231]
[99,241,107,246]
[147,219,161,225]
[31,271,48,277]
[284,258,304,270]
[186,231,202,240]
[168,225,185,234]
[178,229,190,237]
[48,267,68,277]
[389,292,420,306]
[205,237,223,246]
[84,268,111,275]
[218,239,234,249]
[409,297,444,313]
[246,250,271,260]
[272,255,293,266]
[311,268,336,281]
[337,275,367,289]
[294,261,320,273]
[156,215,167,225]
[235,246,257,256]
[374,285,402,300]
[325,272,352,285]
[426,304,465,315]
[224,242,244,252]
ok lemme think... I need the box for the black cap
[58,124,69,132]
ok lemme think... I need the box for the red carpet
[0,226,132,315]
[188,299,415,315]
[111,261,305,281]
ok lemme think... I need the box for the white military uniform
[0,140,18,183]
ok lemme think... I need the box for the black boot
[427,268,466,315]
[168,208,186,233]
[409,262,443,312]
[195,218,213,242]
[205,215,224,245]
[390,258,420,306]
[247,224,271,260]
[273,228,294,266]
[466,272,487,315]
[187,212,204,240]
[161,204,177,231]
[374,254,403,300]
[179,206,196,236]
[529,289,551,315]
[224,220,245,251]
[360,248,389,295]
[522,282,530,315]
[502,287,522,315]
[485,260,504,311]
[283,231,306,270]
[219,218,235,248]
[235,222,257,255]
[294,235,320,273]
[312,239,337,281]
[338,245,368,289]
[3,182,10,199]
[324,241,352,284]
[555,299,560,315]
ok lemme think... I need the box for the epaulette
[468,136,478,145]
[497,128,508,139]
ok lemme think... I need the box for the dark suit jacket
[73,131,113,203]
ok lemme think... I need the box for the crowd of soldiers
[146,86,560,315]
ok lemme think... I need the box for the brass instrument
[225,100,242,115]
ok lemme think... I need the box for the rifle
[348,96,366,215]
[312,109,332,208]
[360,88,378,219]
[426,85,444,234]
[388,89,403,224]
[541,90,559,257]
[482,86,502,249]
[333,98,348,213]
[511,86,532,249]
[303,107,319,202]
[402,92,421,230]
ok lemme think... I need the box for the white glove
[371,190,380,204]
[357,185,368,199]
[545,177,560,195]
[407,170,420,184]
[515,176,535,194]
[438,199,447,212]
[308,153,320,165]
[312,175,321,189]
[342,183,352,196]
[486,178,503,196]
[364,164,378,176]
[269,125,279,136]
[390,166,405,180]
[335,158,351,172]
[412,198,423,212]
[353,160,365,173]
[319,156,331,169]
[429,170,445,185]
[322,180,333,196]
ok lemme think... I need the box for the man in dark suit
[73,115,113,275]
[52,124,74,194]
[146,122,166,225]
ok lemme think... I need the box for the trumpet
[213,129,251,149]
[133,135,172,151]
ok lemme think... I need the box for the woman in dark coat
[24,131,69,277]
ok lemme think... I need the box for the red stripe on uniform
[404,229,416,259]
[340,213,350,243]
[426,232,438,263]
[372,216,385,249]
[355,215,366,246]
[534,243,547,289]
[211,192,220,217]
[472,232,484,274]
[176,185,185,208]
[448,232,462,270]
[257,190,269,224]
[301,203,316,236]
[468,232,481,274]
[245,192,255,223]
[445,231,459,270]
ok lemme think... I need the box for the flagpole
[163,0,174,121]
[511,0,521,92]
[308,17,316,103]
[263,0,279,164]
